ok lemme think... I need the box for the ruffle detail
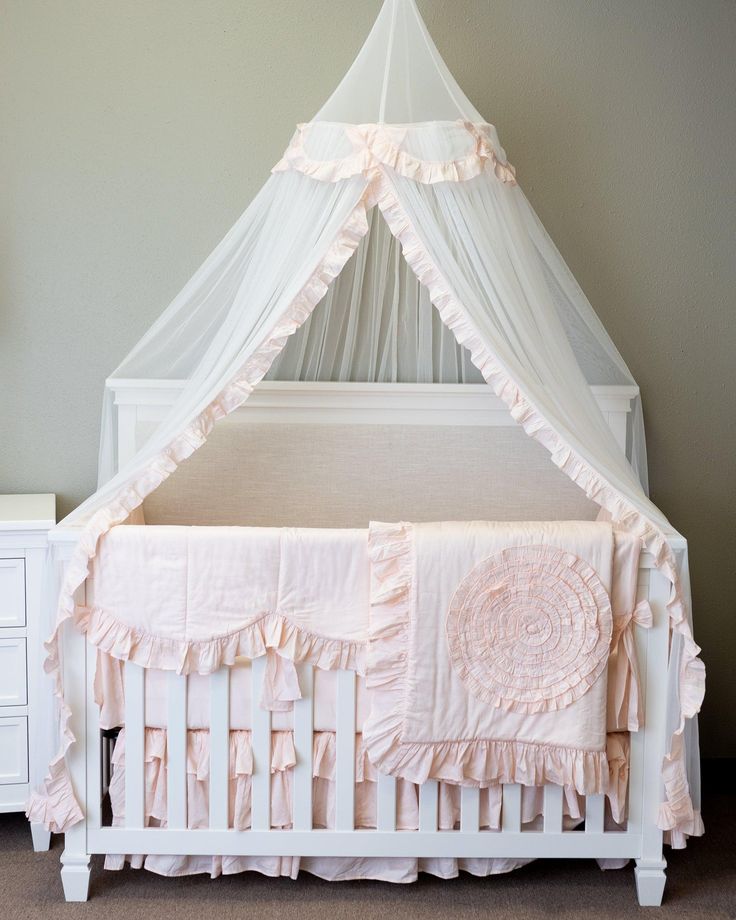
[112,728,297,779]
[272,121,517,186]
[25,748,83,834]
[446,544,612,714]
[370,172,705,841]
[77,605,365,677]
[363,522,608,795]
[37,196,373,832]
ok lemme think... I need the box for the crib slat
[543,784,564,833]
[586,793,606,834]
[377,774,397,832]
[460,786,480,833]
[501,783,522,832]
[419,780,439,832]
[209,667,230,830]
[251,656,272,830]
[86,642,102,831]
[167,672,188,829]
[124,661,145,829]
[335,669,356,831]
[293,662,313,831]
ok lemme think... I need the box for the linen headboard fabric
[142,421,599,527]
[119,380,629,527]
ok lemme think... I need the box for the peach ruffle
[369,171,705,842]
[272,121,517,186]
[108,727,630,832]
[76,604,365,677]
[364,522,609,794]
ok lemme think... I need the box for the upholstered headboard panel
[142,421,598,527]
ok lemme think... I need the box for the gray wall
[1,0,734,756]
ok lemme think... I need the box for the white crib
[49,381,678,906]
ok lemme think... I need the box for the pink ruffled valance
[77,605,365,677]
[272,121,517,186]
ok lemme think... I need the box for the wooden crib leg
[30,822,51,851]
[635,859,667,907]
[60,822,90,902]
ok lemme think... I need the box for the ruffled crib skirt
[105,727,630,880]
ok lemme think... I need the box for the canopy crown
[314,0,484,125]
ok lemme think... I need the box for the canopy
[31,0,703,845]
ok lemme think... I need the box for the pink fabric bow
[608,599,653,732]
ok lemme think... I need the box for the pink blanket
[87,522,646,796]
[364,521,621,794]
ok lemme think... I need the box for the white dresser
[0,494,55,850]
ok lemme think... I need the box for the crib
[49,381,677,906]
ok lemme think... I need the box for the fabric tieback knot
[608,599,653,732]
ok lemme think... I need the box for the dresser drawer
[0,717,28,785]
[0,638,27,707]
[0,558,26,628]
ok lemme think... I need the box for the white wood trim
[335,669,356,832]
[167,673,188,830]
[460,786,480,833]
[250,657,271,831]
[292,663,314,831]
[419,780,439,832]
[209,668,231,830]
[376,773,397,832]
[585,794,605,835]
[124,662,145,829]
[107,380,638,459]
[85,826,642,860]
[501,783,522,833]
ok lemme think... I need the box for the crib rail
[59,552,671,905]
[92,660,642,858]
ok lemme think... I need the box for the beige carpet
[1,792,733,919]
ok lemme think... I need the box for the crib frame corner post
[59,566,91,902]
[632,565,670,907]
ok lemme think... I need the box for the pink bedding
[105,727,631,881]
[90,520,646,881]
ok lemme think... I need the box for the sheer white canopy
[32,0,702,847]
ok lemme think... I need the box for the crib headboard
[109,381,638,528]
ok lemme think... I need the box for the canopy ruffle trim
[273,121,516,186]
[364,522,609,794]
[33,197,373,834]
[75,604,365,676]
[371,172,704,842]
